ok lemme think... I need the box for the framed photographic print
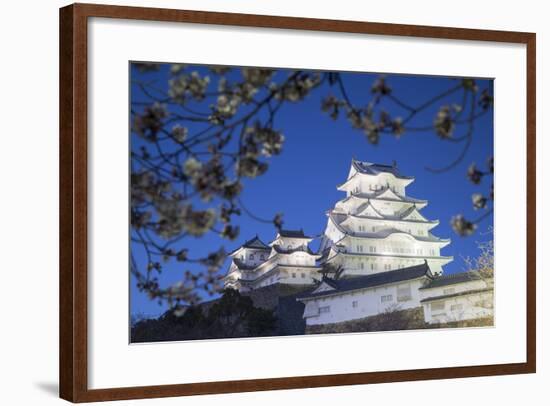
[59,3,536,402]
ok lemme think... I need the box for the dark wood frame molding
[59,3,536,402]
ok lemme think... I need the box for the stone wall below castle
[305,307,493,335]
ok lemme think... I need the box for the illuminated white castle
[318,158,452,277]
[223,229,321,292]
[224,159,493,325]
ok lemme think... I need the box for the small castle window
[249,254,254,260]
[475,300,490,308]
[381,294,393,303]
[301,273,306,278]
[352,301,358,308]
[451,304,463,312]
[292,273,296,278]
[260,254,265,260]
[319,306,331,314]
[397,285,412,302]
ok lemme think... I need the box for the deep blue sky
[130,64,494,318]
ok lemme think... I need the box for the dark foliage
[131,289,277,342]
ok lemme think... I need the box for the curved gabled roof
[352,202,437,224]
[354,201,384,218]
[352,159,414,180]
[329,214,451,245]
[271,244,320,257]
[277,229,311,239]
[242,236,270,249]
[328,211,351,235]
[328,212,448,244]
[324,249,454,264]
[338,160,414,190]
[375,187,427,204]
[347,227,450,243]
[398,205,429,221]
[344,214,440,229]
[419,271,485,289]
[232,258,260,271]
[339,188,427,206]
[297,262,432,300]
[228,235,270,256]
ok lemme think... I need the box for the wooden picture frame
[59,3,536,402]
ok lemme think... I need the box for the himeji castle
[224,159,494,326]
[319,158,453,277]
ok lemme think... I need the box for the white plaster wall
[344,256,427,276]
[303,279,426,325]
[274,236,309,249]
[370,199,410,216]
[277,251,316,266]
[279,268,319,285]
[423,290,494,324]
[342,234,443,258]
[343,172,408,196]
[236,248,270,266]
[250,266,319,288]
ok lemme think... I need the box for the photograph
[129,62,495,343]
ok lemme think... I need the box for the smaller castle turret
[224,230,321,292]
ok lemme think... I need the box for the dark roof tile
[242,236,270,250]
[228,235,270,256]
[419,271,482,289]
[352,159,414,180]
[278,229,310,239]
[298,262,432,299]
